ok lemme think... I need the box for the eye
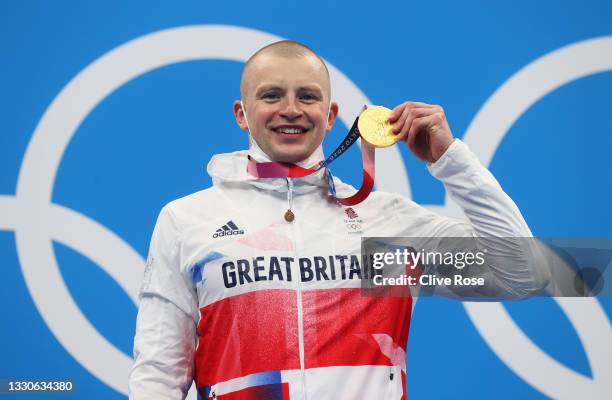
[261,92,281,102]
[299,92,320,103]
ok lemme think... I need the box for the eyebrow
[254,84,324,97]
[254,85,283,97]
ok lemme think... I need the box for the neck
[248,136,324,168]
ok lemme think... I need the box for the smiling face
[234,48,338,163]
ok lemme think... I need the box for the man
[129,41,549,399]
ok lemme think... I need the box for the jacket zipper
[287,178,307,399]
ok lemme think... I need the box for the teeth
[275,127,305,134]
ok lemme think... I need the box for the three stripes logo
[213,220,245,238]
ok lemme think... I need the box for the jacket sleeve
[396,139,551,299]
[129,206,198,399]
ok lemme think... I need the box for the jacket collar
[207,139,327,194]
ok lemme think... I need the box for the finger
[406,113,444,154]
[392,106,412,133]
[391,103,439,132]
[388,103,406,123]
[396,106,440,137]
[402,105,445,137]
[396,108,439,141]
[388,101,434,122]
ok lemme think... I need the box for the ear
[233,100,249,131]
[325,101,339,132]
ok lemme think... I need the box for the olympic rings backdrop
[1,1,611,399]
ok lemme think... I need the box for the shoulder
[331,176,421,212]
[160,187,222,231]
[365,190,431,217]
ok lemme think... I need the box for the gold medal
[357,106,397,148]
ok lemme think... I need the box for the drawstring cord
[284,177,295,222]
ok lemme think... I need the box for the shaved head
[240,40,331,100]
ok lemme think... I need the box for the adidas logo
[213,220,245,238]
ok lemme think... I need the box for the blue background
[1,1,611,399]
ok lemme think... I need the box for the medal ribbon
[247,117,376,206]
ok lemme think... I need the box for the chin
[272,153,308,163]
[270,147,312,163]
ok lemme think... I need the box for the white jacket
[129,139,549,399]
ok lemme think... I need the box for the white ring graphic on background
[3,25,408,396]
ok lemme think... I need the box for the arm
[130,295,196,399]
[389,102,550,299]
[129,206,199,399]
[426,139,550,298]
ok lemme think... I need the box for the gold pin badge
[284,209,295,222]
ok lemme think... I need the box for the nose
[278,96,303,120]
